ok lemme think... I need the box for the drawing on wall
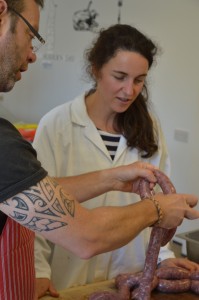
[73,0,124,32]
[73,1,99,32]
[40,0,124,66]
[45,0,57,55]
[117,0,123,24]
[41,0,75,66]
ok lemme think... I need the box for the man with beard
[0,1,199,299]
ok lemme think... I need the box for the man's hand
[56,161,158,203]
[110,161,157,194]
[35,278,59,299]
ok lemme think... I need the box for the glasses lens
[32,38,43,53]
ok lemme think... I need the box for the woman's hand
[35,278,59,299]
[159,257,199,272]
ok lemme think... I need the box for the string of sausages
[89,268,199,299]
[88,170,199,300]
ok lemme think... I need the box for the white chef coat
[33,93,175,290]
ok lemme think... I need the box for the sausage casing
[157,279,190,293]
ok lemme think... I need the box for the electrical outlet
[174,129,189,143]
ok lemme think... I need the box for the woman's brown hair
[85,24,159,158]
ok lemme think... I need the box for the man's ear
[0,0,8,35]
[0,0,8,16]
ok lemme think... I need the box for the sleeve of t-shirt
[0,118,48,202]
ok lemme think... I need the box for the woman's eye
[135,78,144,84]
[114,76,125,81]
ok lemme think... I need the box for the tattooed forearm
[1,176,76,233]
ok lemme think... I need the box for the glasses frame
[8,7,45,52]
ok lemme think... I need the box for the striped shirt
[98,129,121,160]
[0,218,35,300]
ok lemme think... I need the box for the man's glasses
[9,7,45,53]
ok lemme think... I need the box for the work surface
[41,279,199,300]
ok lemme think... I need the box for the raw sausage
[156,266,190,279]
[191,271,199,280]
[157,278,191,293]
[89,170,177,300]
[115,272,141,289]
[133,169,176,300]
[190,280,199,294]
[89,170,199,299]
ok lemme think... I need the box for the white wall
[1,0,199,238]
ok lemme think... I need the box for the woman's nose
[123,81,134,96]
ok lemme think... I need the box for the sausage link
[89,170,177,300]
[118,284,131,299]
[156,267,190,280]
[139,169,177,246]
[191,271,199,280]
[115,273,141,289]
[157,279,191,293]
[134,170,177,300]
[131,275,158,299]
[153,169,176,195]
[139,169,176,199]
[190,280,199,294]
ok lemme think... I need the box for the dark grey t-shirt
[0,118,47,233]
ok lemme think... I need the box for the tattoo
[2,177,75,232]
[60,188,75,217]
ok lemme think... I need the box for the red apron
[0,217,35,300]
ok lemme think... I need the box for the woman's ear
[92,65,98,80]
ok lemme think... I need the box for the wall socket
[174,129,189,143]
[0,95,4,101]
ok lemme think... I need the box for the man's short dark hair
[6,0,44,32]
[6,0,44,12]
